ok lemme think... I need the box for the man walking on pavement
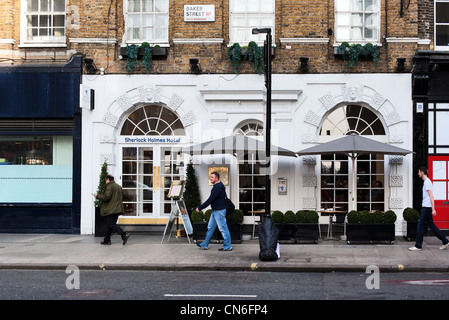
[95,174,130,246]
[409,167,449,251]
[195,171,232,251]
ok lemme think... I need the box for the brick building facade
[1,1,447,235]
[0,0,434,74]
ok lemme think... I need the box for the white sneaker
[409,246,422,251]
[439,243,449,250]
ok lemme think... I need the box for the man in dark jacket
[195,172,232,251]
[95,174,130,245]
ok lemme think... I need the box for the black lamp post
[253,28,278,261]
[252,27,272,219]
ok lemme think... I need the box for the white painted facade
[80,73,413,235]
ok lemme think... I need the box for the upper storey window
[436,0,449,50]
[125,0,169,44]
[21,0,66,46]
[229,0,275,45]
[334,0,380,43]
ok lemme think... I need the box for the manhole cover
[60,289,116,298]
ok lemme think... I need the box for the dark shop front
[0,55,82,233]
[412,51,449,230]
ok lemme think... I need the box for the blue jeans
[199,209,232,250]
[415,207,449,249]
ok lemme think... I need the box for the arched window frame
[319,104,386,136]
[120,104,185,136]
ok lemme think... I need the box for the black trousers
[104,213,125,241]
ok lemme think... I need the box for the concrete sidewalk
[0,233,448,272]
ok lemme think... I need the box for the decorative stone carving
[138,86,162,103]
[370,92,386,110]
[389,197,403,209]
[385,111,401,126]
[389,155,404,165]
[319,92,335,110]
[302,156,317,165]
[341,84,363,102]
[303,197,317,210]
[389,175,404,187]
[303,174,317,187]
[103,112,119,127]
[181,110,197,127]
[304,110,321,127]
[168,93,184,110]
[116,93,133,112]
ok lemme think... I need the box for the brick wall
[0,0,433,74]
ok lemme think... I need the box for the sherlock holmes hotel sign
[184,5,215,22]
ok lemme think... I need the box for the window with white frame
[334,0,380,43]
[435,0,449,50]
[125,0,169,44]
[21,0,66,45]
[229,0,275,45]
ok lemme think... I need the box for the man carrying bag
[195,171,232,251]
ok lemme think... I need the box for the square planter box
[119,46,168,60]
[346,223,395,244]
[276,223,319,243]
[192,223,242,243]
[403,220,418,241]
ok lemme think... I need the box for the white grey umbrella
[296,134,412,158]
[296,134,412,210]
[181,135,297,158]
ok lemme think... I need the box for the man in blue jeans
[195,171,232,251]
[409,167,449,251]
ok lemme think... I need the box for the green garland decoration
[140,42,153,73]
[227,43,242,75]
[126,44,139,74]
[337,42,380,70]
[246,41,265,75]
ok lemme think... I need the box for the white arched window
[121,104,185,136]
[234,120,264,136]
[320,105,385,136]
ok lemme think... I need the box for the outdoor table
[318,210,347,239]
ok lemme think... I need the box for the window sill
[121,42,170,48]
[333,42,382,47]
[18,43,67,48]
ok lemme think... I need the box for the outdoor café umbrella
[296,134,412,209]
[180,134,297,158]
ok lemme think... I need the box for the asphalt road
[2,269,449,301]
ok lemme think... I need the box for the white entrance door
[120,145,183,222]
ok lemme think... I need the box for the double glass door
[121,146,183,220]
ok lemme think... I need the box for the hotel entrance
[117,103,186,223]
[120,146,183,223]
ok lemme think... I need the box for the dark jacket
[96,181,125,216]
[198,181,227,211]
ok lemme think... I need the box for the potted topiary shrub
[402,207,420,241]
[274,210,319,243]
[346,210,396,244]
[191,209,207,242]
[94,160,109,237]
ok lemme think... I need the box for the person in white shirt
[409,167,449,251]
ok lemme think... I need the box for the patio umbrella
[180,135,297,158]
[296,134,412,210]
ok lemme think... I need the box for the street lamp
[252,28,272,219]
[252,28,278,261]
